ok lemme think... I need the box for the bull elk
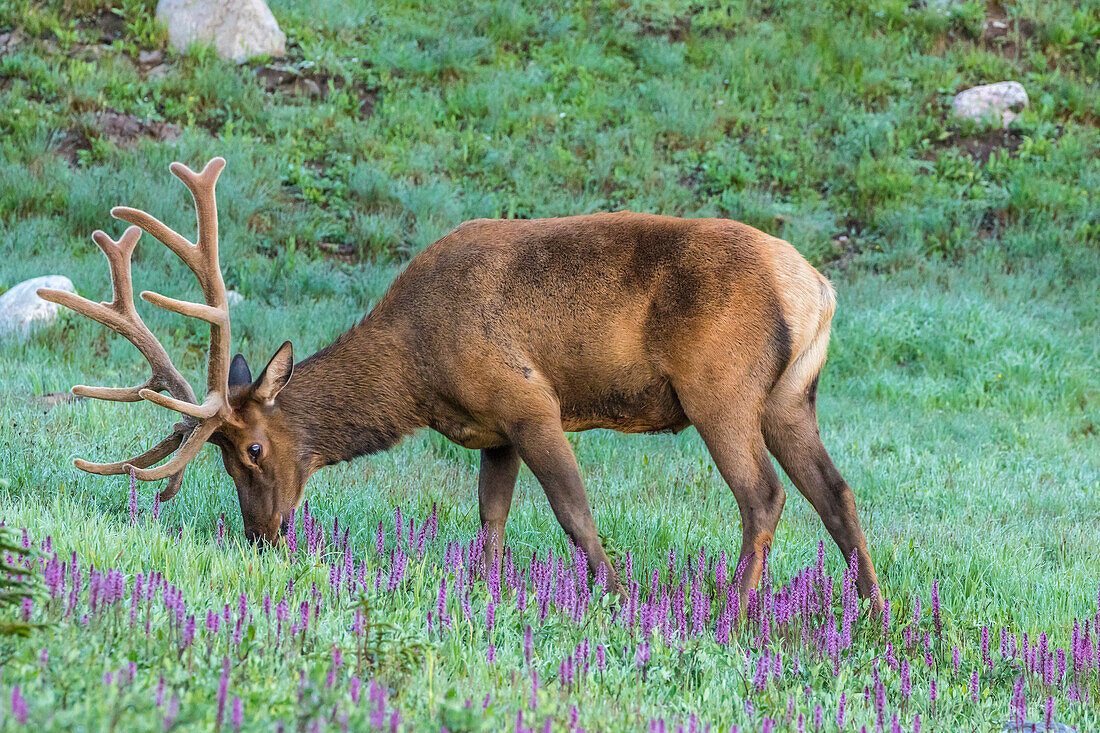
[40,157,883,610]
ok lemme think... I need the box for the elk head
[38,157,305,544]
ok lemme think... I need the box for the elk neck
[277,315,425,470]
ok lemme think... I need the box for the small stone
[226,289,244,305]
[156,0,285,63]
[146,64,170,80]
[138,48,164,65]
[295,78,323,98]
[256,65,296,90]
[952,81,1028,128]
[0,28,24,49]
[0,276,76,337]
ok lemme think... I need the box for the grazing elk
[41,157,883,610]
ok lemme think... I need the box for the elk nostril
[245,529,260,545]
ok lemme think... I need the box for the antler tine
[125,417,222,481]
[36,226,197,405]
[111,158,225,289]
[169,157,226,270]
[72,426,188,475]
[110,157,232,420]
[158,471,185,503]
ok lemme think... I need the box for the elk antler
[38,157,233,501]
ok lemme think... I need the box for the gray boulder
[0,276,76,338]
[952,81,1028,127]
[156,0,286,63]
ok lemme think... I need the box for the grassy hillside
[0,0,1098,730]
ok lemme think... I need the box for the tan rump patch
[767,237,835,399]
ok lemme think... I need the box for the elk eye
[247,443,262,461]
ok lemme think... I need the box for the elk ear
[253,341,294,405]
[228,353,252,388]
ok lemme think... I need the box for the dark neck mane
[278,318,423,469]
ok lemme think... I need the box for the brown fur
[219,212,882,609]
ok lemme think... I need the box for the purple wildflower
[128,470,138,523]
[1011,676,1025,726]
[901,658,911,700]
[635,639,650,670]
[164,694,179,731]
[11,686,28,725]
[931,579,942,638]
[278,510,294,556]
[436,577,449,631]
[216,657,230,730]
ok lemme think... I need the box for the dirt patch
[924,2,1039,63]
[824,217,867,270]
[75,9,127,44]
[980,3,1038,62]
[637,13,692,42]
[316,241,358,263]
[255,65,379,119]
[919,127,1024,166]
[978,206,1009,240]
[57,111,182,165]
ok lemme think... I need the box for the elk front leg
[507,419,622,596]
[478,444,520,576]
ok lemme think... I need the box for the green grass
[0,0,1098,730]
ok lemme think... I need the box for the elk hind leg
[764,373,884,611]
[683,398,787,603]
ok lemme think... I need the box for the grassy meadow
[1,0,1098,730]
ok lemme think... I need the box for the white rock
[952,81,1028,127]
[0,276,76,338]
[226,289,244,305]
[156,0,285,63]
